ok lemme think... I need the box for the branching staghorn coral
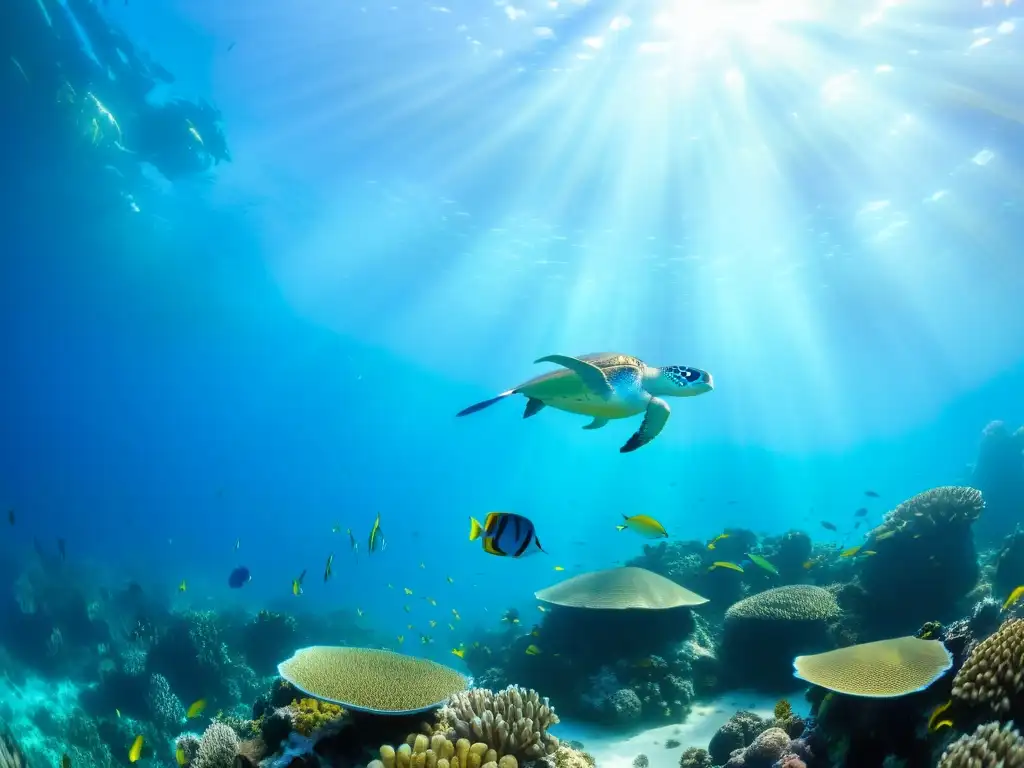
[440,686,559,760]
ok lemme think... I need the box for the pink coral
[779,755,806,768]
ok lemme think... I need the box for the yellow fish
[452,609,461,620]
[447,576,455,583]
[525,644,542,655]
[185,698,207,718]
[426,597,437,606]
[115,709,121,718]
[927,700,953,732]
[537,605,547,612]
[387,583,394,589]
[616,514,669,538]
[862,550,877,556]
[420,562,426,569]
[176,746,187,766]
[178,580,187,593]
[292,569,307,596]
[553,565,565,571]
[1002,585,1024,611]
[429,620,438,628]
[875,531,896,541]
[404,605,411,613]
[128,734,144,763]
[531,628,540,637]
[839,546,862,558]
[397,635,404,644]
[408,624,414,629]
[709,561,744,573]
[356,608,364,617]
[323,552,334,583]
[746,553,778,575]
[707,533,731,550]
[452,647,466,658]
[449,623,456,630]
[404,587,414,595]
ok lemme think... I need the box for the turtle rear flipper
[456,390,515,417]
[523,397,546,419]
[620,397,671,453]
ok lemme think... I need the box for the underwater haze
[3,0,1024,764]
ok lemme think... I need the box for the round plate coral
[535,566,708,609]
[277,646,469,714]
[792,636,953,698]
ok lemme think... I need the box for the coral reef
[951,617,1024,717]
[0,726,27,768]
[291,697,347,737]
[176,733,202,766]
[679,747,712,768]
[720,585,840,690]
[146,672,186,733]
[440,685,559,760]
[484,597,714,726]
[535,567,708,610]
[857,487,984,635]
[708,711,767,765]
[938,721,1024,768]
[277,647,468,713]
[971,421,1024,541]
[240,610,300,675]
[993,529,1024,600]
[194,721,240,768]
[723,727,790,768]
[793,637,953,696]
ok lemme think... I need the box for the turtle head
[647,365,714,398]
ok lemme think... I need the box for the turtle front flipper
[534,354,613,399]
[620,397,670,453]
[583,416,609,430]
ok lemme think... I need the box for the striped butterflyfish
[469,513,544,557]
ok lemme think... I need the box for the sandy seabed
[555,692,811,768]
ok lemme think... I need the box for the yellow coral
[291,697,346,736]
[278,646,468,714]
[772,699,793,721]
[793,637,953,697]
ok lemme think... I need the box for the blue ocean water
[2,0,1024,765]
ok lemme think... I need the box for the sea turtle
[456,353,714,453]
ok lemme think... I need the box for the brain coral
[938,722,1024,768]
[722,587,840,691]
[873,486,984,537]
[792,636,953,697]
[858,487,984,633]
[441,685,559,759]
[725,585,840,622]
[952,617,1024,714]
[278,646,468,714]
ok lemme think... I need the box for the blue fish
[469,513,545,558]
[228,566,251,589]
